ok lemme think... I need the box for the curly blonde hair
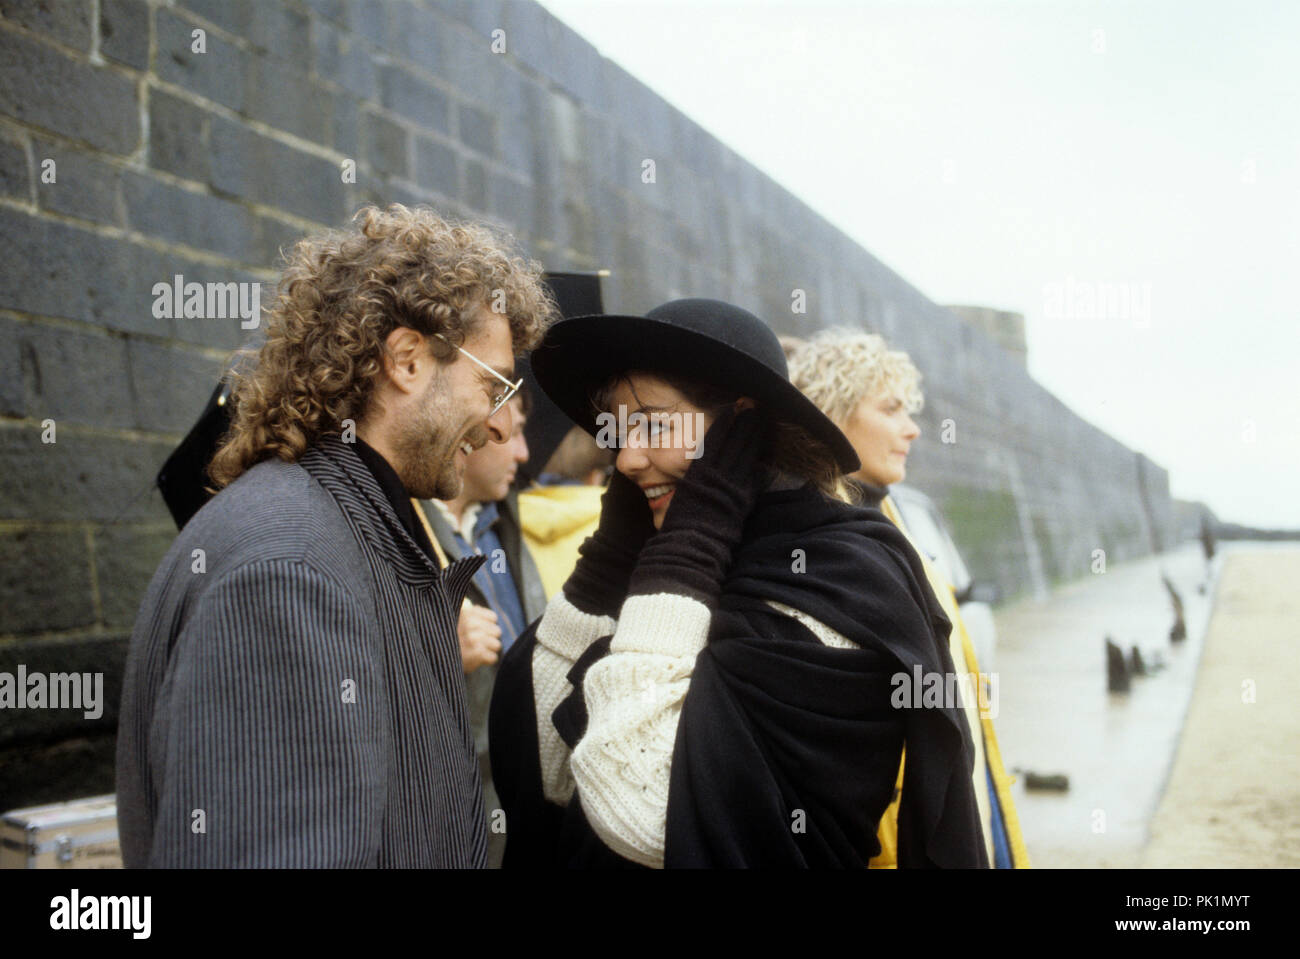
[209,204,557,488]
[786,327,924,426]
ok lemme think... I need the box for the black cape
[489,483,988,868]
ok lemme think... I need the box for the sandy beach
[1141,548,1300,867]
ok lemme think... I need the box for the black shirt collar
[352,437,437,561]
[847,477,889,509]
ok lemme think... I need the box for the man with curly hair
[116,205,556,868]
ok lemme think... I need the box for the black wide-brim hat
[530,297,860,474]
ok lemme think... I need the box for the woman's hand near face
[561,468,657,617]
[658,403,768,532]
[630,404,771,607]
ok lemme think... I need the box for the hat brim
[530,314,860,474]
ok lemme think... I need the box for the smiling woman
[488,297,989,869]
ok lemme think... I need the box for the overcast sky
[538,0,1300,528]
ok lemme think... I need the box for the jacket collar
[300,435,482,590]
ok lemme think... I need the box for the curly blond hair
[786,327,924,426]
[209,204,557,488]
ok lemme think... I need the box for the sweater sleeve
[569,596,859,868]
[531,590,617,805]
[567,592,714,868]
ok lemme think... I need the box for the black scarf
[490,484,988,868]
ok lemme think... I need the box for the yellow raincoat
[517,483,605,598]
[870,495,1030,868]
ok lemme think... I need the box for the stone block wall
[0,0,1173,807]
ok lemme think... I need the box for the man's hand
[458,602,502,673]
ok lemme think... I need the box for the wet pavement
[990,540,1223,867]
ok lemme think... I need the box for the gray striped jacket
[116,435,488,867]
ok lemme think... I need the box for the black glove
[628,405,770,607]
[561,468,657,616]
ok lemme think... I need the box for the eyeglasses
[433,333,522,417]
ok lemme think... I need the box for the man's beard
[391,373,465,501]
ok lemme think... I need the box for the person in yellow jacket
[518,479,605,597]
[787,328,1030,868]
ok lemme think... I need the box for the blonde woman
[788,328,1029,868]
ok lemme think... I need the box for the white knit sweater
[532,590,854,868]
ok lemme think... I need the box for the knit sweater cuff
[610,592,713,660]
[536,591,617,664]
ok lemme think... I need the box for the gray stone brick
[0,28,139,155]
[126,339,224,435]
[0,315,135,430]
[304,0,346,25]
[336,34,379,103]
[122,170,256,264]
[504,1,603,108]
[32,137,124,227]
[413,135,456,194]
[0,208,164,337]
[242,53,331,144]
[430,0,503,41]
[361,109,408,180]
[0,529,96,634]
[252,214,304,269]
[148,88,210,184]
[346,0,388,48]
[388,0,442,69]
[424,9,500,102]
[332,93,359,158]
[93,525,177,631]
[458,101,495,159]
[0,635,129,751]
[208,113,348,225]
[0,427,176,524]
[378,64,448,133]
[493,67,539,176]
[0,0,93,50]
[425,0,479,29]
[0,130,28,199]
[462,157,486,212]
[99,0,149,71]
[487,170,531,238]
[312,17,379,100]
[155,7,245,114]
[181,0,310,64]
[0,320,20,417]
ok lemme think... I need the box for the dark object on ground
[1162,573,1188,642]
[1106,636,1131,692]
[1023,771,1070,792]
[1129,644,1147,677]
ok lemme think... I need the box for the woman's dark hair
[591,369,845,499]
